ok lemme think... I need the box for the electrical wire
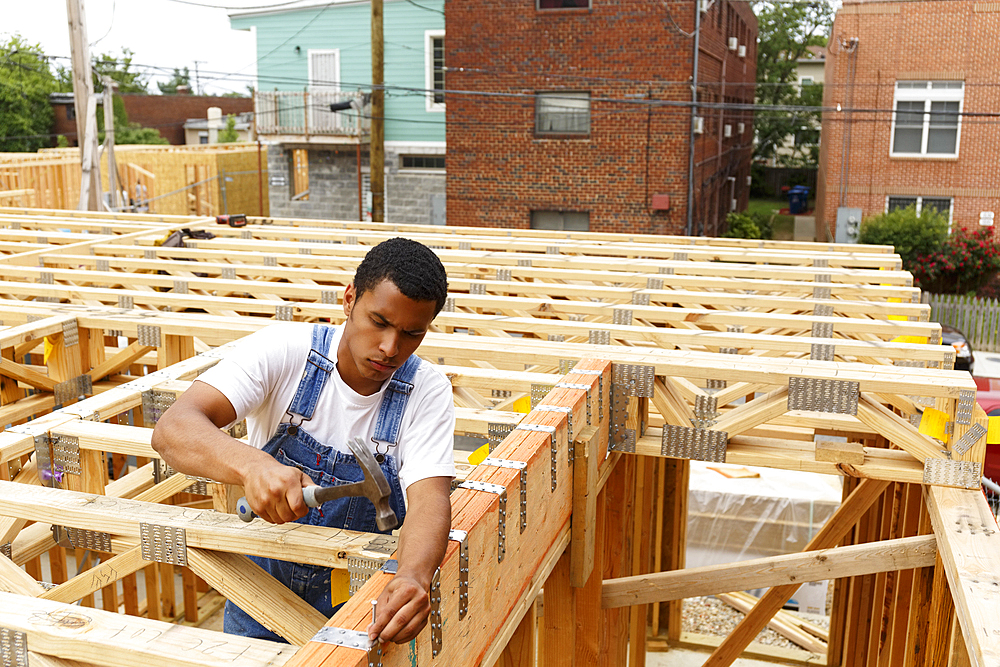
[89,0,117,48]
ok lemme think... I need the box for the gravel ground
[681,596,831,651]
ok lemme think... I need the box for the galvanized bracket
[482,458,528,533]
[661,425,728,463]
[952,422,987,457]
[487,423,515,452]
[612,364,654,398]
[556,381,592,426]
[787,377,859,416]
[516,423,558,491]
[429,566,442,657]
[53,374,92,406]
[536,405,574,458]
[51,525,112,552]
[137,324,161,347]
[139,523,187,566]
[51,434,81,476]
[141,390,177,427]
[33,434,58,487]
[923,459,982,489]
[347,555,388,596]
[62,319,79,347]
[692,395,719,429]
[379,559,398,574]
[0,628,27,667]
[457,481,507,562]
[564,367,604,421]
[530,384,554,409]
[310,627,380,666]
[955,389,976,426]
[448,529,469,620]
[609,382,635,453]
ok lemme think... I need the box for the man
[152,237,454,645]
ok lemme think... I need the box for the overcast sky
[4,0,264,95]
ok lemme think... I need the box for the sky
[3,0,269,96]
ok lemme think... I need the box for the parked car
[943,325,973,374]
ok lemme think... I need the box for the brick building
[445,0,756,235]
[817,0,1000,240]
[50,93,253,146]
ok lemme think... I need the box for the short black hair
[354,237,449,314]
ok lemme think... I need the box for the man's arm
[368,476,452,644]
[151,380,313,524]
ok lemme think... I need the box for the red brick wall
[49,95,253,146]
[818,0,1000,239]
[445,0,756,235]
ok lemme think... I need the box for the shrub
[858,205,949,272]
[749,164,772,198]
[912,226,1000,294]
[722,212,762,239]
[748,209,773,240]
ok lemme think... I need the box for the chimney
[176,84,191,95]
[207,107,222,144]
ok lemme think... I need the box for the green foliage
[93,49,148,94]
[858,205,949,271]
[722,212,762,239]
[157,68,191,95]
[912,227,1000,294]
[218,115,240,143]
[0,34,58,152]
[749,164,772,198]
[97,95,167,145]
[754,1,833,167]
[55,135,69,148]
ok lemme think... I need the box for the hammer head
[345,436,399,532]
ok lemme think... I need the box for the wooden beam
[40,546,146,604]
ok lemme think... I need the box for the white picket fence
[922,292,1000,352]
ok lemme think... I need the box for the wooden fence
[923,292,1000,352]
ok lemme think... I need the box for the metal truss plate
[118,294,134,310]
[953,422,987,457]
[632,292,650,306]
[54,375,91,406]
[895,360,927,368]
[137,324,161,347]
[483,457,528,533]
[530,384,553,409]
[240,230,252,240]
[559,359,577,375]
[470,282,486,295]
[956,389,976,425]
[813,286,831,300]
[38,271,53,285]
[345,235,358,245]
[51,434,81,475]
[706,378,727,391]
[673,252,688,261]
[51,525,112,552]
[814,303,834,318]
[458,241,471,251]
[910,413,922,427]
[449,529,469,620]
[34,434,57,487]
[589,330,611,345]
[546,246,559,255]
[429,567,442,657]
[661,425,728,463]
[692,395,719,429]
[612,363,654,398]
[726,325,744,334]
[62,319,79,347]
[491,389,511,399]
[298,247,312,255]
[221,266,236,280]
[787,377,860,415]
[347,555,386,595]
[609,384,635,453]
[0,628,27,667]
[315,290,336,305]
[548,334,565,342]
[274,305,293,321]
[173,280,189,294]
[142,390,176,427]
[144,249,156,260]
[518,258,531,267]
[815,273,832,283]
[457,481,507,561]
[646,277,663,290]
[613,309,633,326]
[229,420,249,440]
[488,423,515,452]
[812,322,834,338]
[496,268,511,281]
[516,423,558,491]
[139,523,187,566]
[719,346,738,355]
[0,543,10,560]
[441,296,455,313]
[811,343,836,361]
[264,256,277,267]
[923,458,982,489]
[659,266,674,275]
[813,258,829,268]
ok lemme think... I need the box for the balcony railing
[255,90,369,138]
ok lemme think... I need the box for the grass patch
[771,214,795,240]
[747,198,785,217]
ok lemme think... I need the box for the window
[425,31,445,112]
[530,210,590,231]
[198,132,209,145]
[891,81,963,156]
[887,196,952,221]
[66,104,76,121]
[799,76,814,86]
[535,92,590,136]
[538,0,589,8]
[401,155,445,170]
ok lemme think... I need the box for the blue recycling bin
[787,186,811,215]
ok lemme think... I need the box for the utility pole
[102,77,118,211]
[66,0,101,211]
[371,0,385,222]
[193,60,205,96]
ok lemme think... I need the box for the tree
[218,115,240,143]
[97,96,168,145]
[93,49,148,93]
[0,34,58,152]
[157,67,191,95]
[754,1,833,167]
[858,204,949,273]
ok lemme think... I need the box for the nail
[370,599,377,627]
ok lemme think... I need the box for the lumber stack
[0,207,994,667]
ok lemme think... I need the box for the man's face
[338,278,437,396]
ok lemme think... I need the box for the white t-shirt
[197,322,456,492]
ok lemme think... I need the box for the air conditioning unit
[724,124,733,138]
[738,44,747,58]
[728,37,739,51]
[693,116,705,134]
[737,122,746,134]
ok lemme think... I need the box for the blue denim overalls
[224,324,419,641]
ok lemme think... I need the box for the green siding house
[230,0,446,223]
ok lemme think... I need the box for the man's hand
[367,574,431,644]
[242,459,314,524]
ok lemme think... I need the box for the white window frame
[885,195,953,224]
[799,76,814,87]
[535,91,591,136]
[425,30,445,113]
[307,49,341,91]
[890,81,963,158]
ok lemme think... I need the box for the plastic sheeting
[686,461,843,614]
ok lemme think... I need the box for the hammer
[236,436,399,531]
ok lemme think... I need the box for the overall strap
[371,353,422,446]
[285,324,338,423]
